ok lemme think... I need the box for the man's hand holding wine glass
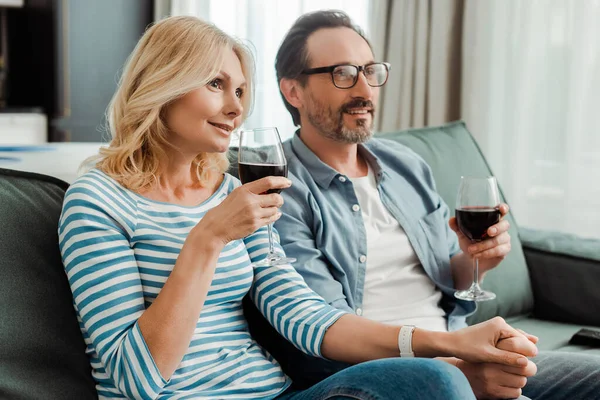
[449,203,512,277]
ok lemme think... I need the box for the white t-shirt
[349,166,448,332]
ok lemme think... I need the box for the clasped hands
[453,324,538,399]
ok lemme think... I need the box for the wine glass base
[253,256,296,266]
[454,288,496,302]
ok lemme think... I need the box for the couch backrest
[377,121,534,323]
[228,121,534,323]
[0,168,97,399]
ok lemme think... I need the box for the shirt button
[338,176,347,182]
[356,307,363,316]
[352,204,360,212]
[359,255,367,263]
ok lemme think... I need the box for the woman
[59,16,535,399]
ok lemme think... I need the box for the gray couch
[1,121,599,398]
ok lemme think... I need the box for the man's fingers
[449,217,458,231]
[489,348,530,368]
[497,373,528,389]
[498,203,510,217]
[499,360,538,377]
[497,323,528,341]
[468,232,510,254]
[244,177,291,194]
[516,328,539,344]
[473,243,511,260]
[496,386,523,399]
[487,219,510,237]
[497,337,538,358]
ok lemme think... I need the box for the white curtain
[462,0,600,239]
[163,0,372,141]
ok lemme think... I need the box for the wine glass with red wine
[454,176,501,302]
[238,127,296,266]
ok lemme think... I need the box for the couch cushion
[376,121,534,323]
[508,316,600,356]
[521,228,600,327]
[0,168,96,399]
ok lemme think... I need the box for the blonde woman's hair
[92,16,254,190]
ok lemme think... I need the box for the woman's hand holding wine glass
[237,127,296,266]
[195,176,291,248]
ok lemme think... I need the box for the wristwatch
[398,325,416,357]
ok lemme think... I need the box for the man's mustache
[341,99,375,113]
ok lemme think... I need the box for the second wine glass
[238,127,296,266]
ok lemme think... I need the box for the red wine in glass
[238,163,288,194]
[456,207,501,242]
[238,127,295,266]
[454,176,501,302]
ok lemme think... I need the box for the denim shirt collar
[290,130,386,188]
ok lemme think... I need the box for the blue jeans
[245,299,600,399]
[522,351,600,400]
[275,358,475,400]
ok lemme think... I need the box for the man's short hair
[275,10,371,126]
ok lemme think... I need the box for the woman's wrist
[411,328,454,358]
[171,228,225,279]
[189,224,228,251]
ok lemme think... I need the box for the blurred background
[0,0,598,240]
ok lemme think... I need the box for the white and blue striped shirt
[58,169,346,399]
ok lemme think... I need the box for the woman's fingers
[259,193,284,208]
[244,176,291,194]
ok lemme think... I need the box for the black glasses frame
[301,62,391,89]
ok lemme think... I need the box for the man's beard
[306,93,375,144]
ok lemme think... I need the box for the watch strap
[398,325,416,357]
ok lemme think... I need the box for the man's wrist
[411,329,453,358]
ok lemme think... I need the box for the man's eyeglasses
[301,62,391,89]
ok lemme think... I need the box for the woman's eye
[235,88,244,98]
[209,79,223,90]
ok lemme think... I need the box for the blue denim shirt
[275,132,476,332]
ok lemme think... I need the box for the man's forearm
[450,252,487,290]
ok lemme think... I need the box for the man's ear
[280,78,303,109]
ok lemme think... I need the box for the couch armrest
[520,227,600,327]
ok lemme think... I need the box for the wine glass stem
[267,223,275,256]
[472,257,480,290]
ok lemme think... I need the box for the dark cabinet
[6,0,153,142]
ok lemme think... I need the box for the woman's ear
[279,78,303,109]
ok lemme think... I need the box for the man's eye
[334,69,353,79]
[209,79,223,90]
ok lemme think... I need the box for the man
[269,9,600,400]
